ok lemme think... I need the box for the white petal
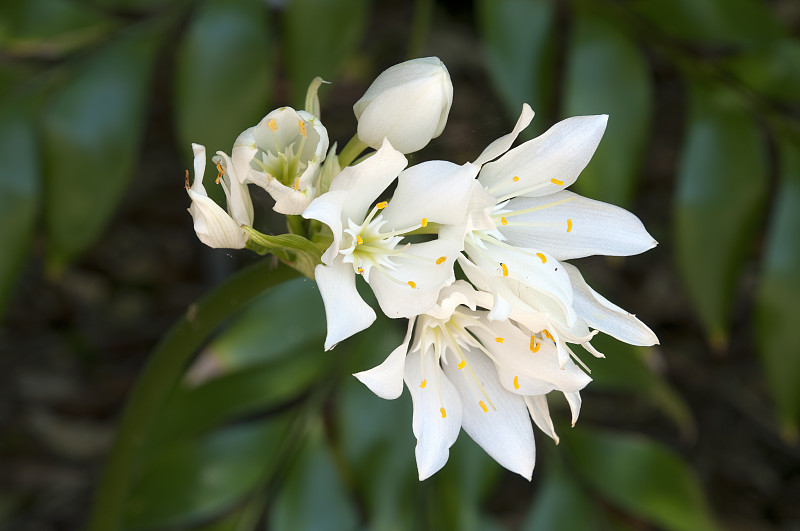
[191,143,208,195]
[442,344,536,479]
[369,238,459,318]
[479,115,608,199]
[473,103,534,166]
[564,391,582,426]
[498,191,657,260]
[187,192,246,249]
[404,348,462,480]
[314,260,376,350]
[524,395,559,445]
[380,160,479,231]
[563,263,659,346]
[354,317,415,400]
[303,190,348,264]
[214,151,254,226]
[264,161,318,215]
[297,110,330,163]
[329,138,407,222]
[232,128,257,184]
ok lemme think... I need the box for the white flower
[354,57,453,154]
[233,107,329,215]
[186,143,253,249]
[302,139,476,350]
[353,281,590,480]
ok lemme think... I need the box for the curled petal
[354,317,415,400]
[473,103,534,166]
[314,260,376,350]
[524,395,559,445]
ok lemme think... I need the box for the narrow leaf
[756,131,800,437]
[564,428,717,531]
[674,82,768,346]
[42,23,163,268]
[563,9,653,206]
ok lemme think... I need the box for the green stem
[85,262,299,531]
[338,134,369,167]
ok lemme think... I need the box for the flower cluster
[186,57,658,480]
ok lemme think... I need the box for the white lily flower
[186,143,253,249]
[303,139,476,350]
[353,281,591,480]
[354,57,453,154]
[233,107,329,215]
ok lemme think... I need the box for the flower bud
[353,57,453,154]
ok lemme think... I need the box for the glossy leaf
[756,132,800,437]
[269,418,359,531]
[174,0,271,193]
[0,0,114,57]
[674,82,768,346]
[521,461,600,531]
[284,0,369,107]
[42,23,163,269]
[629,0,782,46]
[564,428,717,531]
[0,87,41,319]
[563,10,653,206]
[726,39,800,104]
[124,416,290,531]
[476,0,556,136]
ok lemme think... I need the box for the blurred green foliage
[1,0,799,529]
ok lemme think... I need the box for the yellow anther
[376,201,388,209]
[536,252,547,264]
[500,262,508,277]
[440,407,447,418]
[267,119,278,132]
[356,235,364,244]
[357,267,364,276]
[530,336,540,353]
[501,217,508,226]
[292,178,300,191]
[435,256,446,265]
[512,176,519,182]
[421,217,428,227]
[543,329,554,341]
[298,120,307,137]
[215,162,224,184]
[184,169,190,189]
[513,376,520,390]
[420,379,427,388]
[495,337,504,344]
[551,178,564,186]
[457,360,465,369]
[408,281,417,289]
[479,401,488,413]
[567,218,573,232]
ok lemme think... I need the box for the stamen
[550,178,564,185]
[376,201,388,209]
[435,256,446,265]
[530,336,540,353]
[421,217,428,227]
[567,218,573,232]
[493,196,576,219]
[215,162,224,184]
[440,407,447,418]
[298,120,307,137]
[356,235,364,244]
[495,337,504,344]
[419,379,427,388]
[292,177,300,191]
[457,360,465,369]
[536,252,547,264]
[479,401,488,412]
[500,216,508,225]
[267,119,278,132]
[513,376,520,390]
[357,267,364,276]
[184,170,190,189]
[543,329,554,341]
[500,262,509,277]
[407,281,417,289]
[512,176,519,182]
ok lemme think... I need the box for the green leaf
[174,0,272,201]
[563,428,717,531]
[42,23,163,269]
[0,0,114,57]
[755,131,800,437]
[726,38,800,104]
[629,0,783,47]
[674,82,768,346]
[124,416,290,531]
[521,462,601,531]
[563,9,653,206]
[283,0,369,107]
[243,227,322,278]
[0,88,41,320]
[269,418,359,531]
[476,0,557,136]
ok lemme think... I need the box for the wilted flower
[186,143,253,249]
[234,107,329,215]
[354,57,453,154]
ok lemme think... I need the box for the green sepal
[304,76,328,118]
[242,226,322,278]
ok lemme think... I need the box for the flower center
[251,120,310,189]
